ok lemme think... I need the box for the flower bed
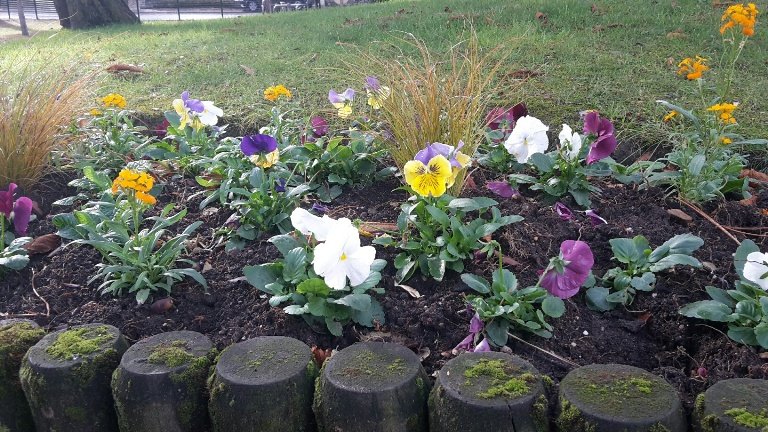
[1,4,767,427]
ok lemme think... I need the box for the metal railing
[1,0,259,21]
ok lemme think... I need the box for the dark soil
[2,167,767,422]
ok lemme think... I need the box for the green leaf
[284,305,308,315]
[425,205,450,226]
[461,274,490,294]
[727,326,757,346]
[331,293,372,311]
[630,273,656,292]
[735,240,760,280]
[542,296,565,318]
[529,152,555,172]
[244,265,278,290]
[282,247,308,282]
[585,287,615,311]
[485,320,509,347]
[325,317,343,336]
[688,154,706,176]
[705,286,736,308]
[428,257,446,281]
[649,254,701,272]
[610,237,643,264]
[269,234,301,257]
[296,278,331,296]
[658,233,704,256]
[679,300,734,322]
[755,323,768,349]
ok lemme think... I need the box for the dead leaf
[311,346,333,367]
[667,208,693,222]
[23,234,60,255]
[106,63,144,74]
[240,64,254,75]
[666,29,687,39]
[535,11,548,23]
[501,255,521,267]
[343,17,363,26]
[228,276,247,283]
[506,69,542,79]
[739,195,758,207]
[150,298,174,314]
[590,3,603,15]
[418,347,431,362]
[760,351,768,360]
[463,175,477,191]
[202,261,213,273]
[740,168,768,184]
[702,261,717,272]
[443,6,452,12]
[636,152,653,162]
[667,57,676,66]
[397,284,422,299]
[593,25,604,32]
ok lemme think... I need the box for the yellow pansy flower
[404,155,452,198]
[249,149,280,168]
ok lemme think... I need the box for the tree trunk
[53,0,138,29]
[17,0,29,36]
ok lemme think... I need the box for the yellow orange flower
[90,108,103,116]
[677,56,709,80]
[663,111,679,122]
[403,155,452,198]
[264,85,292,102]
[720,3,758,37]
[720,137,733,145]
[111,169,156,205]
[101,93,127,109]
[707,102,739,124]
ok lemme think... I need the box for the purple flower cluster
[240,134,278,156]
[453,312,490,353]
[541,240,594,299]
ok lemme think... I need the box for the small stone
[582,330,589,336]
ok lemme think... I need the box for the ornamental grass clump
[0,60,93,188]
[349,33,511,195]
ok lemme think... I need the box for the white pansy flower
[198,101,224,126]
[743,251,768,291]
[558,123,583,161]
[313,225,376,290]
[503,115,549,163]
[289,208,352,242]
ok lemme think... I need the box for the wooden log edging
[4,324,767,431]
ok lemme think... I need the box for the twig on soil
[31,270,50,317]
[695,324,736,347]
[0,312,46,318]
[507,332,580,368]
[680,200,740,245]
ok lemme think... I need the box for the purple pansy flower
[583,111,617,164]
[454,312,487,353]
[12,197,33,236]
[541,240,594,299]
[328,88,355,104]
[485,102,528,131]
[474,338,491,352]
[0,183,15,218]
[311,202,329,214]
[274,178,287,193]
[241,134,278,156]
[554,202,574,221]
[181,91,205,113]
[0,183,33,236]
[364,76,381,92]
[487,181,519,198]
[311,116,329,138]
[584,209,607,226]
[414,141,464,167]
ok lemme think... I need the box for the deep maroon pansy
[583,111,617,164]
[485,102,528,131]
[487,181,519,198]
[311,116,329,138]
[554,202,574,221]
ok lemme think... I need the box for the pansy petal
[12,196,33,236]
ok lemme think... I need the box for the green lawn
[1,0,767,148]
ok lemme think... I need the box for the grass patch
[1,0,766,153]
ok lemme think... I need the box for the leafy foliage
[586,233,703,311]
[243,233,386,336]
[680,240,768,348]
[374,195,521,283]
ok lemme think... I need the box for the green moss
[0,424,10,432]
[45,326,112,360]
[532,394,549,432]
[724,408,768,429]
[699,414,720,432]
[463,359,536,399]
[168,348,216,430]
[336,350,410,380]
[148,341,195,368]
[387,358,406,373]
[556,397,596,432]
[64,406,87,422]
[694,393,706,417]
[0,322,43,426]
[648,423,671,432]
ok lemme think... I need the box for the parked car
[235,0,262,12]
